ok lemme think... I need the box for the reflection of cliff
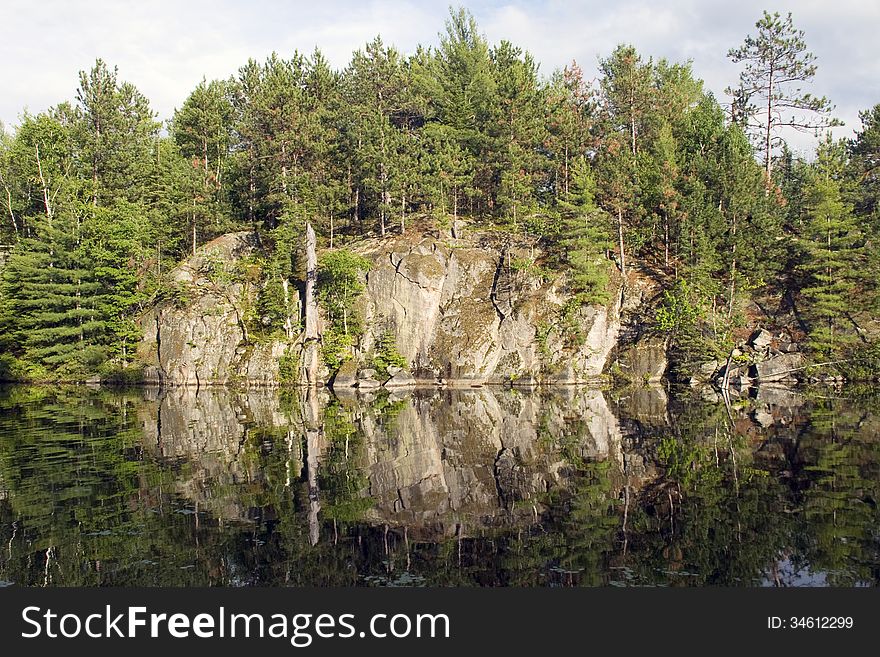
[138,386,625,540]
[358,388,624,539]
[139,387,303,523]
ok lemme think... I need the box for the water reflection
[0,384,878,586]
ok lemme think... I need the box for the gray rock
[357,378,382,389]
[698,360,720,378]
[331,360,358,389]
[384,370,417,388]
[387,365,403,376]
[359,234,622,385]
[619,337,667,383]
[749,328,773,349]
[753,409,775,427]
[752,353,804,382]
[755,385,805,409]
[359,368,377,380]
[778,341,799,354]
[139,230,626,388]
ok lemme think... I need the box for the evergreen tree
[432,7,497,216]
[849,104,880,225]
[556,157,612,304]
[799,137,863,359]
[73,59,160,206]
[727,11,840,183]
[545,62,595,201]
[489,40,547,228]
[172,78,235,251]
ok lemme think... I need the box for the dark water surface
[0,383,878,586]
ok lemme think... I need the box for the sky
[2,0,878,156]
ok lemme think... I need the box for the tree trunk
[282,278,294,341]
[617,206,627,278]
[728,212,737,317]
[2,182,17,237]
[35,144,53,220]
[192,198,197,256]
[663,210,669,268]
[401,192,406,235]
[764,66,774,188]
[301,222,319,386]
[302,386,322,546]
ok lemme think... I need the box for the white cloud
[2,0,876,153]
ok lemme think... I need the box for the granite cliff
[137,229,632,387]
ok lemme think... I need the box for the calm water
[0,383,878,587]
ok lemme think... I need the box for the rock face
[353,234,622,385]
[138,230,624,387]
[138,232,292,387]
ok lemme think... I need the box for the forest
[0,8,878,383]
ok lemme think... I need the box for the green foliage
[320,330,354,373]
[797,137,863,360]
[278,347,299,385]
[371,330,408,377]
[0,14,871,382]
[727,11,840,174]
[317,250,371,334]
[554,157,612,304]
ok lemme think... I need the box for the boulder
[753,409,775,427]
[330,360,358,389]
[357,378,382,389]
[384,370,417,388]
[752,353,804,382]
[755,385,806,409]
[619,337,667,384]
[451,219,465,239]
[748,328,773,350]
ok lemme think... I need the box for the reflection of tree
[319,399,371,523]
[623,404,796,586]
[3,385,880,586]
[0,386,251,585]
[798,399,880,586]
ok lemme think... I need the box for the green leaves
[317,249,372,372]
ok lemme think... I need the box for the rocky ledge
[136,229,627,388]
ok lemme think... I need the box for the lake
[0,383,877,586]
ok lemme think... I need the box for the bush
[279,347,300,385]
[371,330,408,377]
[321,329,354,373]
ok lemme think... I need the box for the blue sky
[2,0,877,155]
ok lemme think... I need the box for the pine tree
[556,157,612,304]
[849,104,880,224]
[432,7,497,216]
[727,11,840,183]
[799,137,863,359]
[0,211,106,377]
[545,62,595,200]
[74,59,160,206]
[489,40,547,228]
[172,78,235,251]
